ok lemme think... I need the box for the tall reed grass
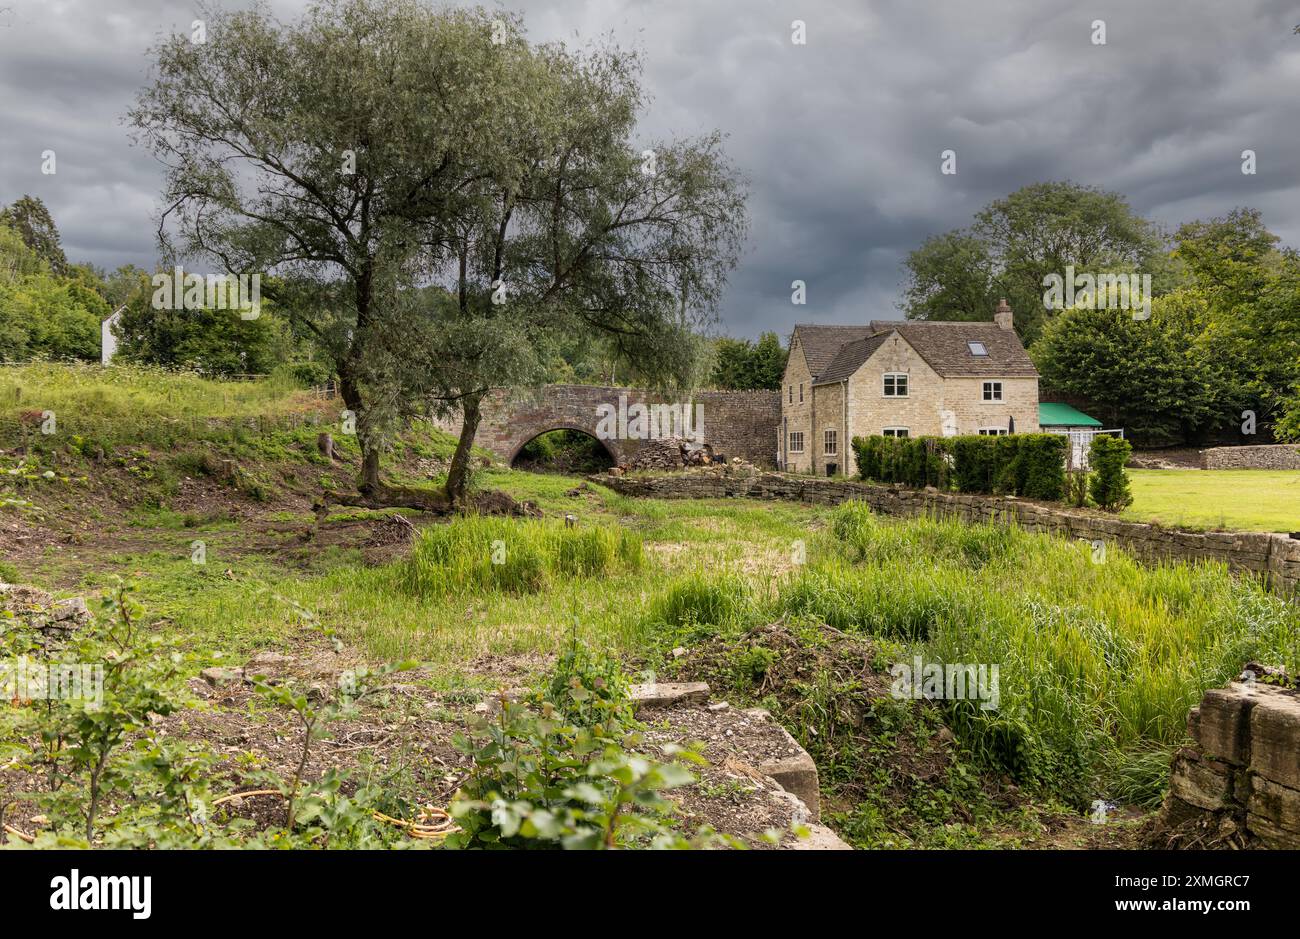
[399,514,643,596]
[651,500,1300,806]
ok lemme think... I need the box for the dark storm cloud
[1,0,1296,337]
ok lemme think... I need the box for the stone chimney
[994,298,1013,331]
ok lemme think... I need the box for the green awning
[1038,402,1102,427]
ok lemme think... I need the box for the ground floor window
[978,427,1008,436]
[882,427,909,438]
[823,429,837,455]
[788,431,805,453]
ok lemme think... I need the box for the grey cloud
[1,0,1295,338]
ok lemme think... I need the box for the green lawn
[1125,469,1300,532]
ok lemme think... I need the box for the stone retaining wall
[1202,444,1300,470]
[1164,679,1300,848]
[596,470,1300,595]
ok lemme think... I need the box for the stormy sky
[1,0,1298,339]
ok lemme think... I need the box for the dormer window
[968,341,988,356]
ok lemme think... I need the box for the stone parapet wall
[596,470,1300,595]
[1164,679,1300,848]
[1202,444,1300,470]
[467,386,780,467]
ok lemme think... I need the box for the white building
[101,306,125,366]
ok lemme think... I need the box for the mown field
[4,365,1299,849]
[1125,468,1300,532]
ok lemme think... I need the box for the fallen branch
[211,788,283,807]
[2,823,35,844]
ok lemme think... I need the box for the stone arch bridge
[467,385,781,467]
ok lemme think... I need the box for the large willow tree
[131,0,747,506]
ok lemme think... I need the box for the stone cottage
[779,300,1039,475]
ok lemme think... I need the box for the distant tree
[101,264,152,310]
[1172,209,1300,436]
[0,220,46,284]
[1,277,106,360]
[901,181,1168,345]
[0,195,68,275]
[113,271,290,376]
[711,331,786,389]
[1032,301,1230,445]
[0,219,104,361]
[899,231,998,325]
[1172,209,1279,308]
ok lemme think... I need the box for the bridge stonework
[471,385,781,467]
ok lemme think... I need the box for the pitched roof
[791,324,876,380]
[866,320,1038,378]
[814,333,890,384]
[1038,402,1102,427]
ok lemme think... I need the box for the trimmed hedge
[851,435,952,489]
[853,432,1068,501]
[1088,434,1133,511]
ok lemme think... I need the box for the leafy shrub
[447,645,715,849]
[1088,435,1133,511]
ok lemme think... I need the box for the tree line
[901,183,1300,446]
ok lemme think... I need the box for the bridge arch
[506,425,623,467]
[469,384,780,469]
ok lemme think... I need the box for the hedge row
[851,433,1069,501]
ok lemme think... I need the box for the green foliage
[1033,299,1238,446]
[648,572,753,638]
[514,430,612,473]
[0,195,68,275]
[710,332,787,390]
[951,435,998,493]
[0,219,107,362]
[1088,435,1133,511]
[901,181,1168,345]
[1,581,199,845]
[1016,434,1067,501]
[1034,209,1300,445]
[447,645,713,849]
[400,515,643,596]
[804,509,1300,807]
[850,435,951,488]
[855,433,1065,501]
[0,584,427,849]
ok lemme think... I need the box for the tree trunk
[337,364,381,494]
[445,394,483,506]
[360,445,381,493]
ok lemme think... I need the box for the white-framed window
[882,427,909,438]
[799,383,804,403]
[982,381,1003,402]
[788,432,805,453]
[824,429,837,455]
[883,373,908,397]
[978,427,1008,436]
